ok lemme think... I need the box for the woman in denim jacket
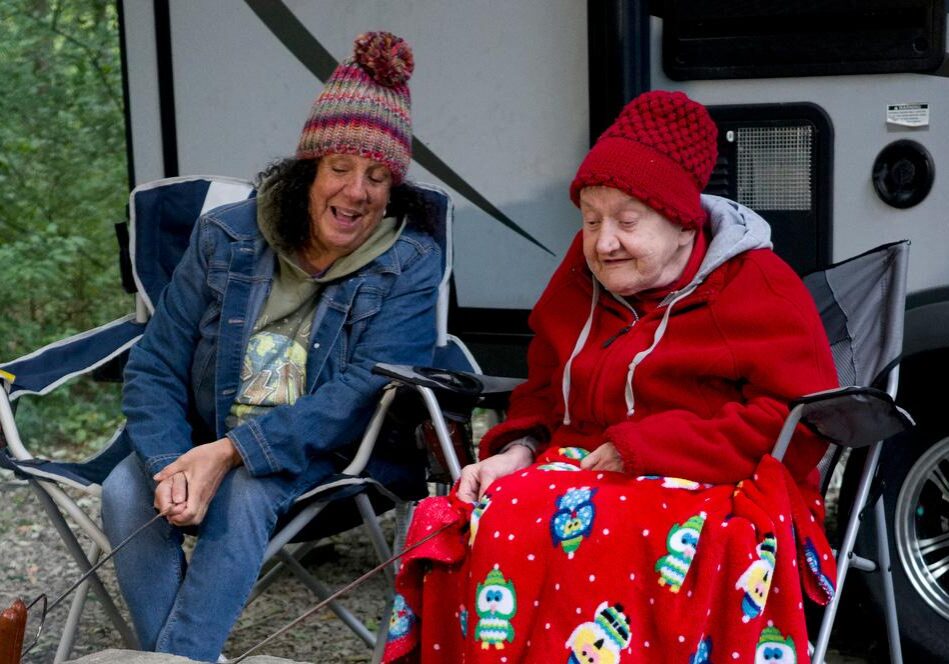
[100,32,438,661]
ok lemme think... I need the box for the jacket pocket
[337,285,385,365]
[347,286,383,323]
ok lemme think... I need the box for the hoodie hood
[561,194,774,424]
[687,194,772,292]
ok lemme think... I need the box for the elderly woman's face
[580,187,695,297]
[307,153,392,268]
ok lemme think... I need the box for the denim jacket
[122,198,441,479]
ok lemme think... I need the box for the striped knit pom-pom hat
[296,31,414,183]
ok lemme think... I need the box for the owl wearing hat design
[565,601,632,664]
[386,593,415,642]
[803,537,835,601]
[551,486,597,559]
[459,604,469,638]
[754,625,796,663]
[661,476,702,490]
[655,512,707,592]
[539,461,583,472]
[469,492,493,546]
[736,533,778,622]
[559,447,590,460]
[540,447,589,471]
[475,566,517,649]
[689,635,713,664]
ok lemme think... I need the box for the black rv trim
[154,0,178,177]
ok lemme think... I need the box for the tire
[841,427,949,662]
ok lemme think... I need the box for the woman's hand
[457,444,534,503]
[579,441,624,473]
[153,437,243,527]
[153,471,189,520]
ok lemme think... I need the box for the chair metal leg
[247,541,319,605]
[275,548,376,647]
[812,441,885,663]
[371,501,416,662]
[29,481,139,650]
[355,493,395,588]
[371,592,394,664]
[54,544,98,663]
[391,502,414,575]
[417,386,463,481]
[873,497,903,664]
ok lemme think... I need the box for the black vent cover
[704,104,833,275]
[663,0,947,80]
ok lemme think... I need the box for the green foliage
[0,0,131,456]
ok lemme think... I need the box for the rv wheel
[841,428,949,660]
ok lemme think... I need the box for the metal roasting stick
[227,522,454,664]
[16,494,452,662]
[20,507,173,658]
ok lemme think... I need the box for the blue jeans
[101,453,331,661]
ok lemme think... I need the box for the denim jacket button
[312,342,320,349]
[222,388,236,396]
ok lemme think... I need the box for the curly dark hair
[255,158,436,252]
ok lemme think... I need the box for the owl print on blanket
[755,624,796,663]
[474,566,518,649]
[655,512,707,592]
[736,533,778,622]
[565,602,632,664]
[550,486,598,559]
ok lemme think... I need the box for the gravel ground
[0,471,390,663]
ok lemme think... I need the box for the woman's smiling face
[306,153,392,271]
[579,186,695,296]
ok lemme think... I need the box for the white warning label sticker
[886,103,930,128]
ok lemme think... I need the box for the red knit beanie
[570,90,718,229]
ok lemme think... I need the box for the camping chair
[373,241,915,663]
[0,175,255,661]
[770,240,914,663]
[0,174,489,660]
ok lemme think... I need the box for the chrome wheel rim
[895,435,949,621]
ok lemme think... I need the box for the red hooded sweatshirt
[480,196,838,489]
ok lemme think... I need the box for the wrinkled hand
[457,444,533,504]
[579,442,624,473]
[153,437,243,527]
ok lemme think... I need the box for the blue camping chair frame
[0,174,493,660]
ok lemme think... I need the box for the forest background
[1,0,130,457]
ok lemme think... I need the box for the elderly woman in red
[385,90,839,663]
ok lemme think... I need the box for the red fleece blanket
[383,448,835,663]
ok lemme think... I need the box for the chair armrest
[371,363,523,408]
[371,364,525,482]
[795,386,914,448]
[772,385,915,461]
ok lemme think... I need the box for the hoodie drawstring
[561,278,599,425]
[623,284,698,416]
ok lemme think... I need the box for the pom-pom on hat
[296,31,414,183]
[570,90,718,229]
